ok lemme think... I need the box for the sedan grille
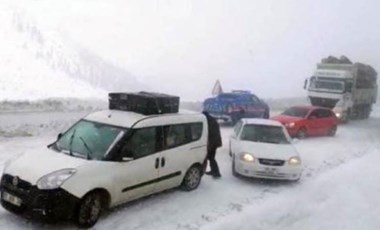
[258,158,285,166]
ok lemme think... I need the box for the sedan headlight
[37,168,76,190]
[285,122,296,128]
[288,156,301,165]
[240,153,255,162]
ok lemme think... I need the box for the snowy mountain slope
[0,6,144,101]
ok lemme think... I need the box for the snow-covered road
[0,111,379,230]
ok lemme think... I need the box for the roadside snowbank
[0,111,86,137]
[204,149,380,230]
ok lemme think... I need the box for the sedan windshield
[282,107,309,118]
[240,124,289,144]
[53,120,126,160]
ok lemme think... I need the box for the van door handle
[155,158,159,169]
[161,157,166,167]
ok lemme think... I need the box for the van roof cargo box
[108,92,180,115]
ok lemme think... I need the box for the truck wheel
[76,192,102,228]
[341,114,349,123]
[350,107,359,120]
[363,105,371,119]
[343,109,352,123]
[297,128,307,139]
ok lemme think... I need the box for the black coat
[205,114,222,149]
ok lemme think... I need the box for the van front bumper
[0,174,79,221]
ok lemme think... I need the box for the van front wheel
[76,192,102,228]
[181,165,202,191]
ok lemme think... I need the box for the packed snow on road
[0,107,379,230]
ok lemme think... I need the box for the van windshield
[53,120,126,160]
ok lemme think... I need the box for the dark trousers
[203,147,221,176]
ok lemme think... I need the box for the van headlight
[240,153,255,162]
[37,169,76,190]
[288,156,301,165]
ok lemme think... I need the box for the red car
[271,106,338,138]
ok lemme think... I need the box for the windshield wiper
[79,136,93,160]
[69,129,77,156]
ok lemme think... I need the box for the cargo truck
[304,56,378,122]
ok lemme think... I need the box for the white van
[0,110,208,228]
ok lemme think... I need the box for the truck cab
[203,90,269,125]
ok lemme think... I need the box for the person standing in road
[202,111,222,178]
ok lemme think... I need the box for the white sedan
[230,119,302,181]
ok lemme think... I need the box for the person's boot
[205,171,213,176]
[212,173,221,179]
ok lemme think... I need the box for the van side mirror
[122,157,133,162]
[57,133,63,140]
[303,79,308,89]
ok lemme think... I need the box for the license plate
[2,192,22,207]
[264,167,277,175]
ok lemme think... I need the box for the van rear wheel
[181,165,202,191]
[76,192,102,228]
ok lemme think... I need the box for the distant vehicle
[229,119,302,181]
[304,56,378,122]
[0,110,207,228]
[203,90,270,125]
[271,106,338,138]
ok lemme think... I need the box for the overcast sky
[12,0,380,100]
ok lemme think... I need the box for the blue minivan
[203,90,270,124]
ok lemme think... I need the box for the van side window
[164,124,187,148]
[163,123,203,149]
[190,123,203,141]
[121,127,157,159]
